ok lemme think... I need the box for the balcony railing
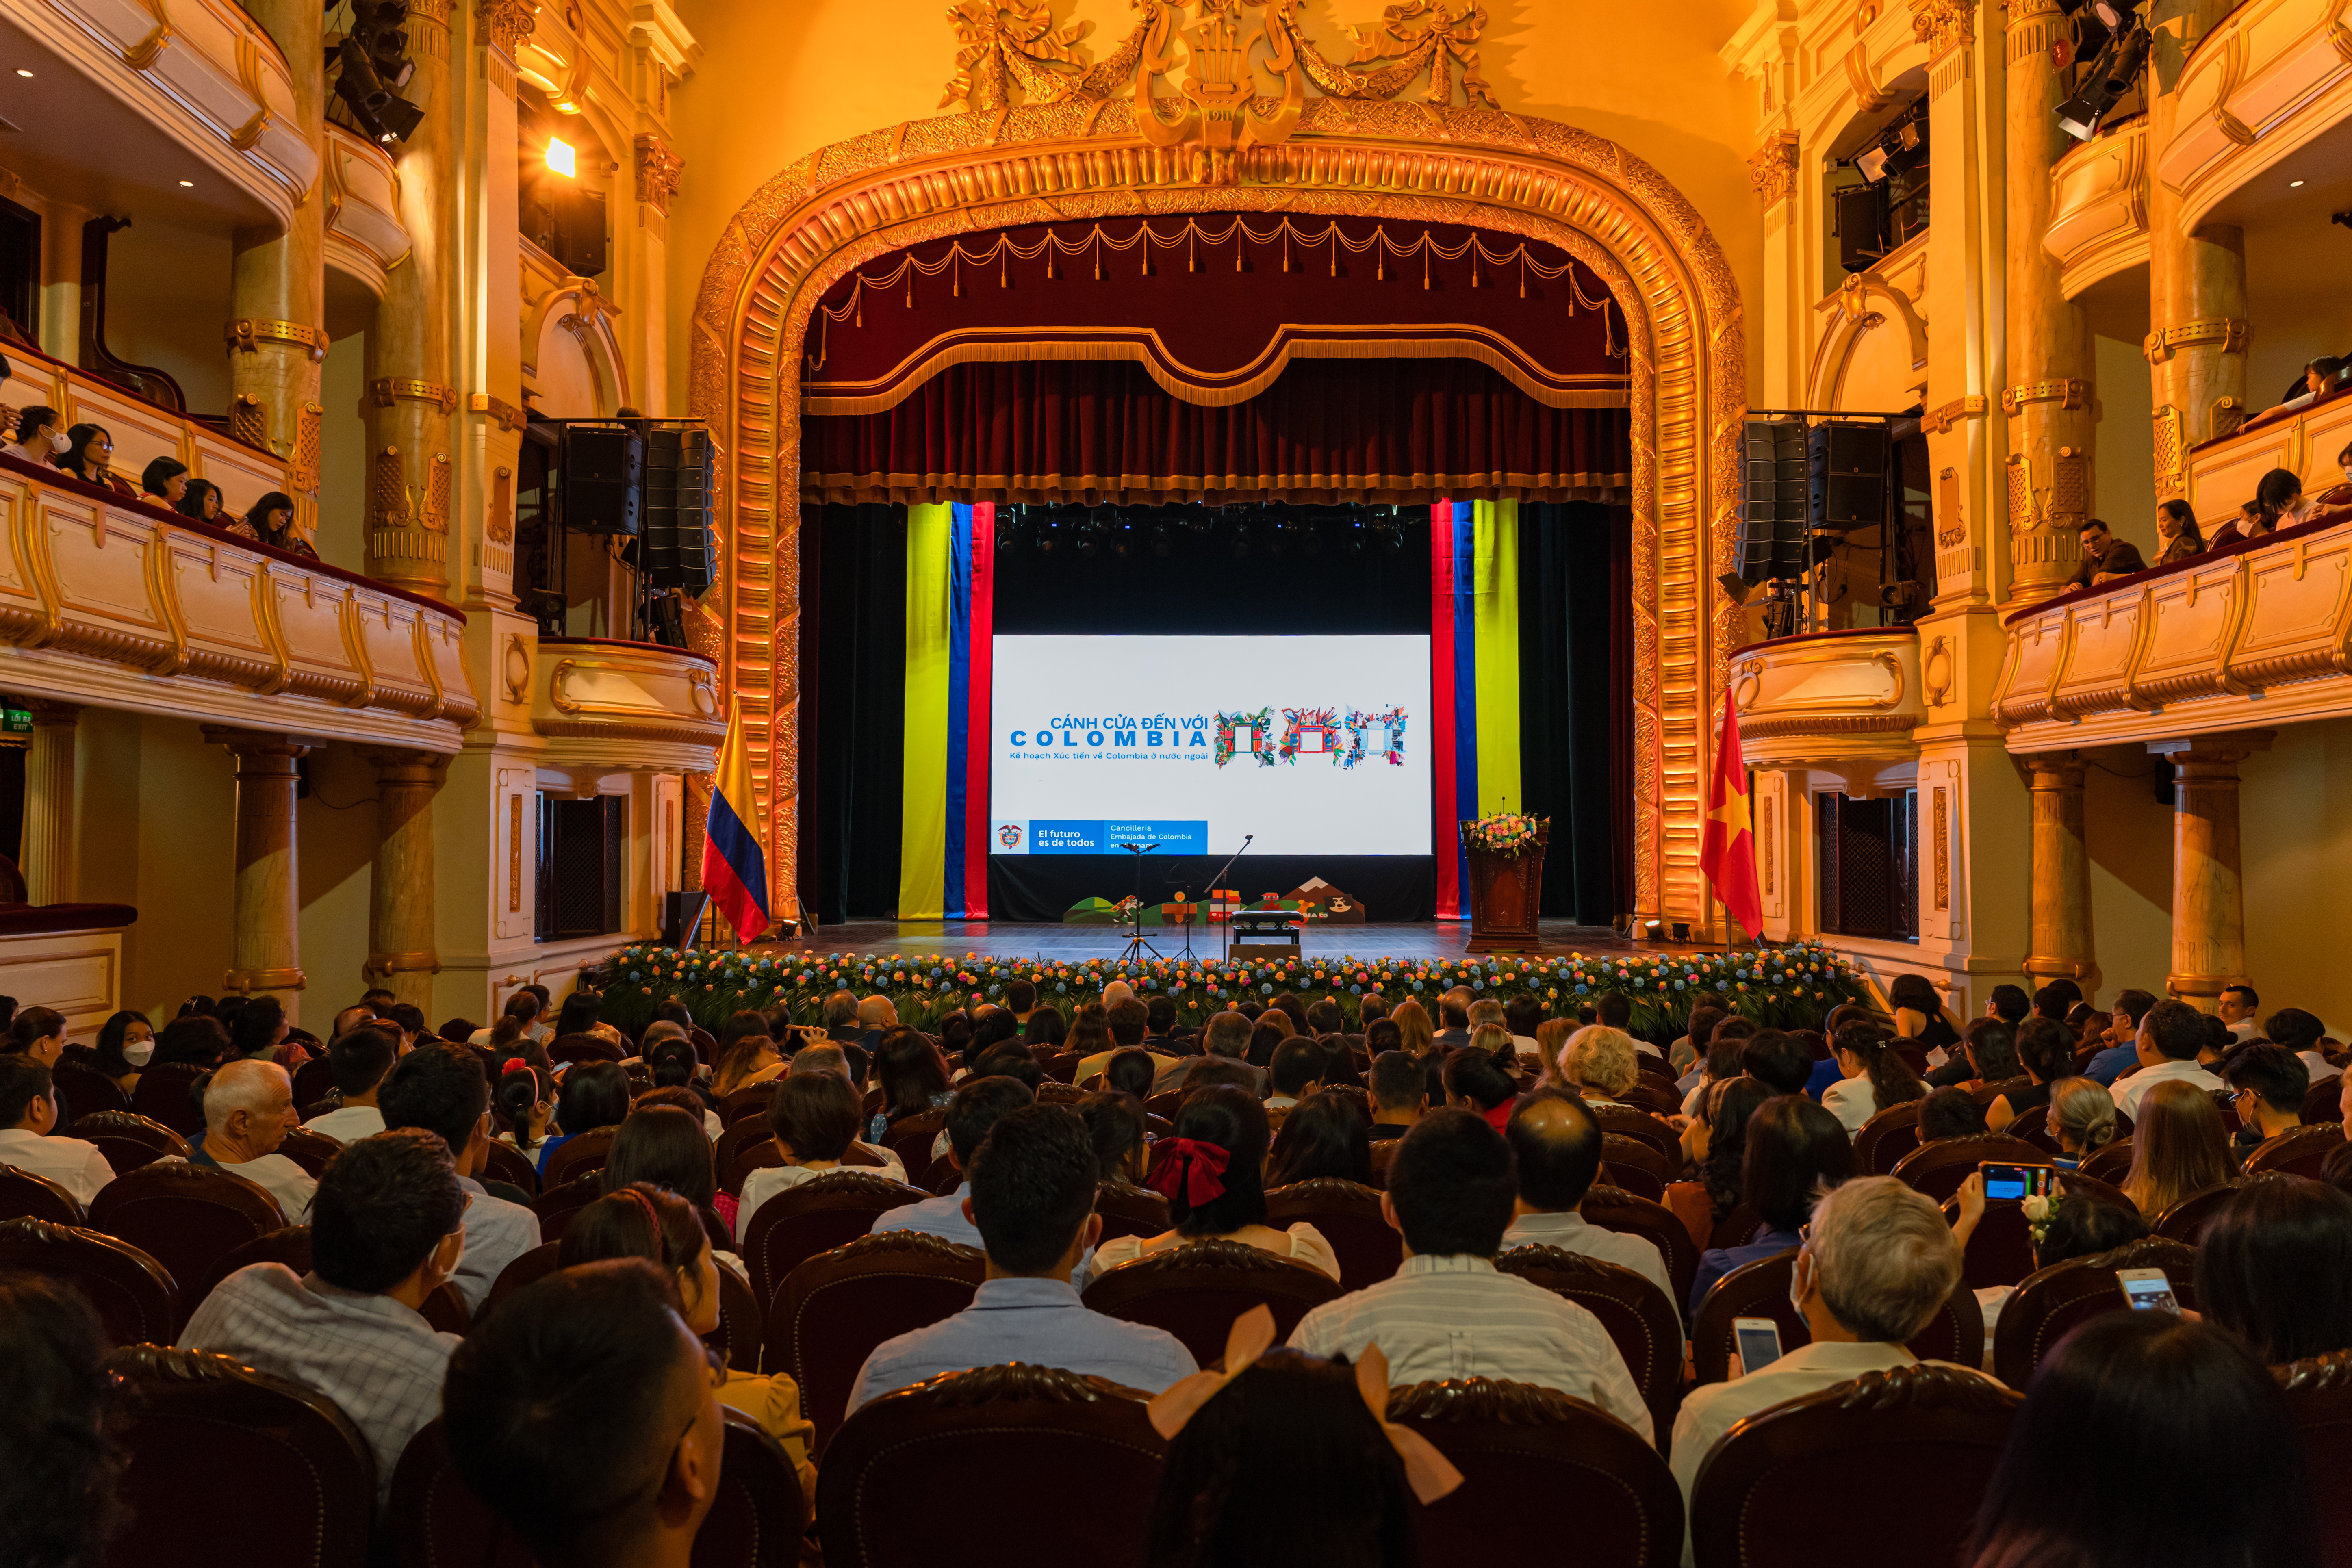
[2157,0,2352,230]
[1731,626,1926,771]
[2044,116,2148,301]
[530,636,723,773]
[2185,386,2352,534]
[323,124,412,300]
[1994,510,2352,749]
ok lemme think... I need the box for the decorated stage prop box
[989,635,1431,859]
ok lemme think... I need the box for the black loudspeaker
[664,890,710,951]
[642,424,715,594]
[1808,422,1891,532]
[562,423,642,536]
[1738,417,1808,581]
[1836,183,1888,274]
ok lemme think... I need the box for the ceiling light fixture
[178,179,193,187]
[545,136,576,177]
[2291,179,2306,187]
[13,69,30,78]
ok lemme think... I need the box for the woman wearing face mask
[1,406,69,468]
[88,1009,154,1094]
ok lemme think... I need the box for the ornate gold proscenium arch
[688,95,1746,929]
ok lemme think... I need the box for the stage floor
[761,919,1703,963]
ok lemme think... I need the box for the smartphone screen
[1734,1318,1784,1375]
[1981,1162,2058,1202]
[2118,1270,2179,1314]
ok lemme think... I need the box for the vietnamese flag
[1701,690,1764,940]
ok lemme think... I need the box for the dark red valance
[799,357,1632,507]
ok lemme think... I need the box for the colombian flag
[1701,690,1764,941]
[701,700,770,946]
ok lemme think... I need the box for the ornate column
[358,748,447,1006]
[2150,732,2270,1009]
[20,702,78,904]
[204,729,311,1021]
[225,0,326,547]
[2022,752,2093,986]
[2002,0,2096,603]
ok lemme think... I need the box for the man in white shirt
[2111,999,2226,1120]
[1669,1175,1975,1566]
[379,1041,542,1314]
[2216,984,2261,1043]
[1501,1089,1677,1307]
[303,1024,398,1142]
[1287,1108,1652,1441]
[0,1056,115,1205]
[195,1058,316,1222]
[1263,1038,1323,1113]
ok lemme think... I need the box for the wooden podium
[1464,824,1546,954]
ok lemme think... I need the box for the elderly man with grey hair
[193,1057,316,1221]
[1667,1175,1980,1564]
[821,990,861,1041]
[1150,1009,1266,1096]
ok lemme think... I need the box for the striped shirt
[1287,1253,1652,1441]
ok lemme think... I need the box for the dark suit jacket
[2068,538,2147,587]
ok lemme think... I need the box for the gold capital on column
[2150,731,2271,1008]
[204,727,312,1016]
[2022,752,2093,985]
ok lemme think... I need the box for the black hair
[2221,1042,2310,1116]
[0,1273,123,1568]
[1961,1018,2021,1080]
[646,1037,699,1091]
[767,1071,860,1162]
[0,1054,52,1126]
[1024,1005,1068,1051]
[1504,995,1544,1039]
[1742,1094,1855,1232]
[1387,1106,1517,1257]
[554,1060,631,1139]
[1685,1005,1728,1056]
[310,1126,466,1292]
[1241,1020,1284,1069]
[942,1072,1036,1165]
[2256,466,2305,521]
[1701,1076,1774,1220]
[555,989,605,1038]
[378,1041,491,1157]
[4,1006,63,1056]
[1594,992,1631,1029]
[1707,1016,1759,1081]
[327,1024,399,1097]
[1834,1022,1927,1113]
[2031,985,2073,1023]
[154,1013,230,1067]
[57,425,108,480]
[1441,1045,1517,1112]
[2111,989,2160,1028]
[602,1104,716,1210]
[2159,499,2204,549]
[1143,1348,1413,1568]
[1266,1091,1372,1188]
[1988,984,2031,1025]
[1364,1019,1402,1055]
[562,1181,705,1278]
[1505,1087,1603,1212]
[1967,1313,2317,1568]
[1368,1049,1422,1110]
[139,455,187,499]
[1154,1084,1271,1237]
[1270,1038,1324,1098]
[1107,998,1150,1047]
[2036,1181,2148,1267]
[1145,994,1176,1032]
[2141,999,2209,1062]
[90,1009,153,1079]
[385,1003,426,1040]
[443,1260,707,1561]
[1888,973,1943,1016]
[1006,980,1038,1013]
[228,995,284,1058]
[1081,1090,1148,1185]
[969,1102,1100,1273]
[1303,998,1342,1038]
[2264,1008,2326,1056]
[1740,1028,1813,1094]
[2013,1017,2077,1084]
[2196,1175,2352,1365]
[715,1009,768,1052]
[1918,1085,1989,1141]
[1106,1048,1157,1099]
[972,1045,1045,1092]
[11,404,56,444]
[495,1066,550,1153]
[876,1026,953,1120]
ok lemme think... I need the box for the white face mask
[45,428,68,453]
[122,1041,154,1066]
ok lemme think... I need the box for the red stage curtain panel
[800,357,1633,507]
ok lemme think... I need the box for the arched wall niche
[688,94,1749,929]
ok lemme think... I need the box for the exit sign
[0,707,28,736]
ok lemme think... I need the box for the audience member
[2196,1175,2352,1364]
[2048,1074,2119,1170]
[868,1073,1033,1248]
[1074,998,1165,1087]
[1985,983,2030,1026]
[850,1103,1196,1412]
[495,1064,554,1157]
[1987,1017,2076,1132]
[1966,1312,2318,1568]
[1917,1085,1989,1142]
[1503,994,1544,1058]
[0,1273,123,1568]
[2068,516,2146,588]
[1503,1089,1675,1301]
[57,425,131,494]
[737,1072,890,1241]
[2153,498,2205,567]
[871,1025,955,1142]
[1952,1175,2149,1353]
[305,1024,399,1141]
[1097,1084,1339,1279]
[1104,1047,1157,1100]
[2083,988,2161,1084]
[88,1008,153,1094]
[1932,1016,2020,1091]
[1266,1091,1371,1187]
[2221,1042,2309,1153]
[1430,990,1473,1050]
[443,1260,726,1568]
[1689,1094,1855,1316]
[181,1128,466,1509]
[1082,1089,1151,1186]
[1466,1021,1513,1063]
[1669,999,1728,1074]
[1666,1074,1773,1249]
[154,1012,230,1069]
[1819,1022,1927,1134]
[139,455,188,507]
[1366,1049,1427,1140]
[1739,1028,1813,1095]
[2112,999,2226,1117]
[1024,1003,1068,1054]
[1558,1025,1641,1105]
[0,1056,114,1204]
[175,477,226,525]
[2263,1007,2333,1080]
[602,1105,720,1225]
[1153,1010,1265,1096]
[0,404,67,467]
[1441,1045,1520,1132]
[2217,982,2261,1042]
[193,1058,315,1220]
[1888,973,1961,1053]
[539,1059,631,1174]
[2,1004,65,1067]
[378,1042,541,1311]
[2122,1079,2235,1219]
[1679,1015,1757,1113]
[1266,1037,1325,1110]
[712,1033,783,1098]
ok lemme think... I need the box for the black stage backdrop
[1518,502,1635,924]
[805,504,907,926]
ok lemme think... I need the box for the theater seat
[1081,1237,1345,1366]
[1493,1244,1683,1441]
[818,1364,1164,1568]
[721,1080,778,1127]
[1582,1185,1700,1306]
[104,1344,373,1568]
[2079,1137,2135,1183]
[1390,1377,1682,1568]
[478,1139,541,1197]
[275,1126,344,1179]
[128,1061,208,1137]
[531,1172,605,1243]
[743,1169,930,1314]
[2276,1349,2352,1564]
[52,1059,130,1118]
[2153,1177,2257,1244]
[0,1163,84,1225]
[2300,1077,2341,1126]
[67,1110,191,1174]
[770,1230,986,1456]
[547,1032,625,1066]
[1854,1102,1922,1175]
[2245,1122,2347,1179]
[1094,1180,1171,1243]
[87,1162,287,1323]
[188,1225,314,1315]
[539,1124,621,1189]
[718,1118,780,1197]
[880,1109,946,1184]
[1265,1177,1402,1289]
[1688,1363,2022,1568]
[0,1216,177,1346]
[1690,1249,1984,1384]
[1990,1237,2198,1388]
[1890,1134,2046,1203]
[1599,1135,1672,1201]
[486,1240,563,1313]
[1594,1105,1677,1163]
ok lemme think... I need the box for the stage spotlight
[329,0,424,146]
[2057,23,2148,139]
[1642,919,1664,941]
[1672,922,1691,942]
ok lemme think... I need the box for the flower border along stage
[591,940,1865,1039]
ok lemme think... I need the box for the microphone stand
[1200,835,1253,964]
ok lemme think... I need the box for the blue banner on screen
[989,635,1432,857]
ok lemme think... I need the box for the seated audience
[1389,998,1434,1059]
[193,1058,315,1220]
[2263,1006,2334,1080]
[305,1024,399,1141]
[552,988,628,1052]
[1082,1089,1151,1186]
[712,1032,784,1098]
[470,989,546,1049]
[1820,1022,1928,1135]
[230,994,294,1064]
[1888,972,1962,1053]
[181,1128,466,1509]
[1265,1038,1325,1111]
[1558,1024,1641,1106]
[2083,988,2161,1084]
[736,1073,889,1241]
[495,1064,555,1159]
[1965,1312,2318,1568]
[1987,1017,2076,1132]
[1024,1003,1068,1055]
[559,1183,813,1493]
[3,1005,65,1068]
[153,1012,230,1069]
[1739,1028,1814,1095]
[2111,998,2226,1117]
[868,1073,1033,1247]
[1503,1088,1675,1301]
[1104,1047,1157,1100]
[2068,515,2146,588]
[87,1008,153,1095]
[2257,464,2318,531]
[2217,982,2261,1043]
[1503,994,1543,1058]
[1441,1044,1520,1132]
[1985,983,2031,1026]
[2153,498,2204,567]
[538,1059,631,1174]
[2048,1073,2120,1170]
[2321,436,2352,507]
[2221,1042,2309,1153]
[139,456,187,507]
[0,1273,123,1568]
[1679,1016,1757,1113]
[602,1104,723,1236]
[443,1260,726,1568]
[1689,1095,1855,1317]
[1366,1049,1428,1140]
[1155,1009,1267,1096]
[1247,1019,1290,1069]
[1931,1016,2020,1092]
[0,404,67,467]
[2211,497,2270,549]
[1097,1085,1339,1279]
[1467,1021,1513,1063]
[230,490,315,557]
[1918,1084,1990,1142]
[1288,1106,1651,1438]
[1668,998,1727,1074]
[176,477,227,524]
[2195,1174,2352,1365]
[849,1103,1196,1414]
[2122,1079,2235,1219]
[870,1025,955,1142]
[1074,998,1168,1087]
[1666,1074,1773,1250]
[379,1042,540,1312]
[1673,1176,1971,1554]
[57,424,132,494]
[0,1056,114,1204]
[1266,1091,1371,1187]
[1952,1174,2149,1355]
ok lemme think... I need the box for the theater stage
[755,919,1729,964]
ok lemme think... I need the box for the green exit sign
[0,708,28,736]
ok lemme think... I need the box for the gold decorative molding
[475,0,536,54]
[1844,41,1895,110]
[2208,395,2245,442]
[2144,316,2250,362]
[634,132,685,214]
[230,393,267,450]
[468,391,528,431]
[490,466,515,544]
[1748,130,1800,206]
[1931,785,1950,909]
[2001,378,2092,415]
[1911,0,1977,53]
[367,378,459,413]
[1921,394,1987,435]
[2153,404,2187,497]
[225,318,329,362]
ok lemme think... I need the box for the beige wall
[661,0,1765,413]
[315,330,370,577]
[103,215,234,416]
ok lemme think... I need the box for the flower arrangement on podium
[1460,811,1546,855]
[591,937,1864,1037]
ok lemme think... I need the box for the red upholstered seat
[128,1061,208,1137]
[104,1344,374,1568]
[486,1239,562,1314]
[1599,1134,1673,1200]
[1618,1079,1684,1117]
[770,1230,986,1456]
[1081,1237,1345,1366]
[290,1056,336,1111]
[718,1118,780,1197]
[1094,1180,1171,1243]
[1970,1076,2031,1110]
[1706,1202,1764,1252]
[1854,1101,1922,1175]
[2004,1104,2066,1156]
[1942,1196,2037,1290]
[2078,1137,2135,1183]
[1690,1249,1984,1384]
[1890,1134,2048,1203]
[0,1162,84,1225]
[1990,1236,2197,1388]
[1035,1080,1086,1106]
[1688,1364,2022,1568]
[189,1225,313,1312]
[479,1138,541,1196]
[1494,1244,1684,1440]
[275,1126,345,1178]
[1583,1185,1701,1306]
[1595,1105,1678,1162]
[0,1216,176,1345]
[530,1171,605,1243]
[721,1080,777,1127]
[391,1406,807,1568]
[539,1123,621,1189]
[2276,1349,2352,1562]
[2301,1076,2342,1126]
[2246,1122,2348,1178]
[1390,1377,1682,1568]
[817,1364,1163,1568]
[2153,1178,2255,1244]
[547,1032,624,1066]
[880,1108,946,1183]
[1265,1177,1401,1290]
[88,1161,286,1323]
[52,1059,130,1118]
[64,1112,191,1175]
[743,1169,930,1316]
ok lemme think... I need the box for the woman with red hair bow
[1089,1084,1341,1280]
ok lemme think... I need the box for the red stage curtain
[800,357,1632,507]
